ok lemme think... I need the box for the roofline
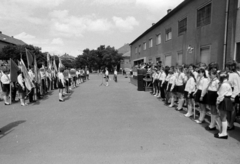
[129,0,192,46]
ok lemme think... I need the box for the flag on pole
[20,59,35,91]
[53,56,58,72]
[47,53,52,70]
[33,53,38,83]
[10,59,19,82]
[58,57,64,70]
[26,48,33,68]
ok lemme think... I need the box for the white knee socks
[219,121,228,136]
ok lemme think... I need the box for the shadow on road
[0,120,26,139]
[64,90,74,101]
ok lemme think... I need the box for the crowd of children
[0,67,90,105]
[150,61,240,139]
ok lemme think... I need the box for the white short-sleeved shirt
[1,73,10,84]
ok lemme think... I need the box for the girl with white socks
[215,72,233,139]
[205,68,221,131]
[58,68,65,102]
[168,69,176,108]
[175,66,186,111]
[194,68,209,124]
[184,69,196,117]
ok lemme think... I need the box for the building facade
[118,44,131,70]
[130,0,240,68]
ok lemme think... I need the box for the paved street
[0,74,240,164]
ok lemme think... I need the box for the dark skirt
[163,82,168,90]
[167,84,172,92]
[206,91,218,106]
[58,81,65,89]
[2,84,10,93]
[195,89,207,104]
[184,91,194,99]
[234,95,240,104]
[219,97,233,112]
[176,85,185,93]
[172,86,177,93]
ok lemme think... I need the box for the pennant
[25,48,33,67]
[20,59,35,91]
[10,59,19,82]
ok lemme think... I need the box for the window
[197,3,211,27]
[166,28,172,41]
[138,45,141,53]
[135,47,137,54]
[165,55,172,66]
[177,52,183,65]
[143,42,147,50]
[200,46,211,64]
[156,34,161,44]
[149,38,153,48]
[178,18,187,35]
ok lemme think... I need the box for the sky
[0,0,184,57]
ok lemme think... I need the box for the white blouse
[217,80,232,104]
[160,72,166,82]
[1,73,10,84]
[207,78,219,92]
[184,77,196,93]
[58,72,65,86]
[175,72,185,86]
[228,72,240,99]
[165,74,171,82]
[196,77,209,91]
[168,74,176,91]
[17,74,25,88]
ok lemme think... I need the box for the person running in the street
[105,67,109,86]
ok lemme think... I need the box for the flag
[58,57,64,70]
[26,48,33,68]
[53,56,58,72]
[10,59,19,82]
[47,53,52,70]
[20,59,35,91]
[33,53,38,83]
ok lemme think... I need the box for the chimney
[152,23,155,26]
[11,36,14,38]
[167,9,172,14]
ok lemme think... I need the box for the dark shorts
[206,91,218,106]
[163,82,168,90]
[2,84,10,93]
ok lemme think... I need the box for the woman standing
[17,70,27,106]
[175,66,186,111]
[0,68,10,105]
[58,67,65,102]
[194,68,209,124]
[205,68,220,130]
[168,69,176,107]
[215,72,233,139]
[184,69,196,117]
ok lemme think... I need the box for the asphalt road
[0,74,240,164]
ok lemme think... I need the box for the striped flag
[20,59,35,91]
[25,48,33,68]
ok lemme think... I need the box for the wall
[130,0,231,68]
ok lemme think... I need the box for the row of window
[135,3,212,54]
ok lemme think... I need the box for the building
[118,44,131,70]
[130,0,240,68]
[0,31,26,52]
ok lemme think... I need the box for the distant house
[0,31,26,52]
[118,44,131,70]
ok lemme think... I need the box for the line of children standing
[150,61,240,139]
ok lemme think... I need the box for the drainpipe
[223,0,230,69]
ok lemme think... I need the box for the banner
[10,59,19,82]
[25,48,33,68]
[53,56,58,72]
[20,59,35,90]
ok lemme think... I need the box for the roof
[130,0,192,45]
[118,44,130,55]
[60,53,75,60]
[122,51,130,57]
[0,33,26,45]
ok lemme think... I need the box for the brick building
[130,0,240,68]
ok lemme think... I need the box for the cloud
[11,0,65,8]
[50,10,139,37]
[51,38,64,45]
[113,16,139,31]
[14,32,49,46]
